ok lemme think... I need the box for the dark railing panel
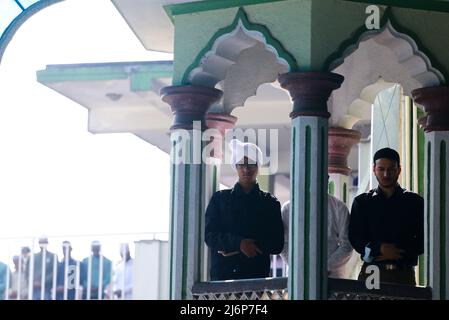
[192,277,432,300]
[328,278,432,300]
[192,277,287,300]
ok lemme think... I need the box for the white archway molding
[337,79,396,128]
[188,19,290,114]
[330,21,444,128]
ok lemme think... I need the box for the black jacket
[348,185,424,266]
[205,183,284,280]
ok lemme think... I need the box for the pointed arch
[183,8,296,114]
[329,20,444,128]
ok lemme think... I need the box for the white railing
[0,232,168,300]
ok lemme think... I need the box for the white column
[425,131,449,299]
[290,116,328,299]
[279,71,343,300]
[161,85,222,300]
[413,85,449,300]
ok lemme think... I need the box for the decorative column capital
[411,86,449,132]
[206,113,237,159]
[278,72,344,119]
[206,113,237,134]
[328,127,361,175]
[160,85,223,130]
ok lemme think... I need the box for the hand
[375,243,404,261]
[240,239,262,258]
[218,251,240,257]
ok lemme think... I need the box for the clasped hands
[375,243,404,261]
[218,239,262,258]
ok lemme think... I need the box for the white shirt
[280,195,353,278]
[113,259,133,299]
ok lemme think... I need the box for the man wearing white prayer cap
[32,234,56,299]
[113,243,134,299]
[205,139,284,280]
[80,240,112,300]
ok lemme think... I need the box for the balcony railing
[192,277,432,300]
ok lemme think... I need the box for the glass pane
[0,1,23,37]
[17,0,40,9]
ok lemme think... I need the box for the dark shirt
[56,257,78,300]
[348,185,424,266]
[205,183,284,280]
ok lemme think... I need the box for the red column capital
[278,71,344,119]
[160,85,223,130]
[412,86,449,132]
[328,127,361,175]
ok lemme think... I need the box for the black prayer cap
[373,147,400,165]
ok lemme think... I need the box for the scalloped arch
[184,8,297,114]
[329,20,444,128]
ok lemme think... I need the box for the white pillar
[425,131,449,299]
[279,71,343,300]
[161,85,222,300]
[413,86,449,300]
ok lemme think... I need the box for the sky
[0,0,173,262]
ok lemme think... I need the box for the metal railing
[0,232,168,300]
[192,277,432,300]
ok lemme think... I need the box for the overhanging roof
[36,60,294,202]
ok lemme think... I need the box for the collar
[372,184,404,199]
[231,182,260,197]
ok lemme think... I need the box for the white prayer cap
[229,139,263,170]
[91,240,101,247]
[120,243,129,252]
[38,235,49,244]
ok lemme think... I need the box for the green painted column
[328,127,361,205]
[279,72,344,300]
[412,86,449,300]
[161,85,222,300]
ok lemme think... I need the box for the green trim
[343,183,347,204]
[181,7,297,84]
[328,181,335,196]
[304,125,311,300]
[165,0,449,20]
[440,140,446,299]
[37,62,173,85]
[37,69,128,83]
[169,139,176,299]
[418,108,425,197]
[181,138,191,299]
[427,141,431,287]
[409,100,414,190]
[290,125,296,299]
[325,7,447,81]
[212,164,218,193]
[320,126,326,299]
[164,0,288,21]
[197,162,203,282]
[418,254,425,286]
[342,0,449,14]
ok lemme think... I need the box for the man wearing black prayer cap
[348,147,424,286]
